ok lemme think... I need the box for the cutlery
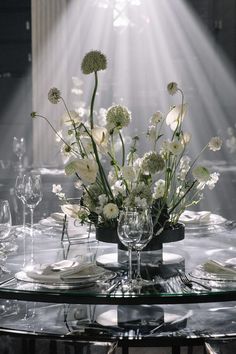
[106,279,122,294]
[177,270,211,290]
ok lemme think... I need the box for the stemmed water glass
[117,208,143,289]
[15,175,28,234]
[132,209,153,287]
[13,137,25,171]
[23,174,42,268]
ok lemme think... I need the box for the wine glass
[13,137,26,171]
[117,208,143,288]
[132,209,153,287]
[15,175,28,233]
[0,200,12,241]
[22,174,42,268]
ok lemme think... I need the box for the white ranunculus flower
[192,166,210,182]
[121,166,136,182]
[77,159,98,184]
[92,127,109,153]
[208,136,223,151]
[168,140,184,155]
[103,203,119,219]
[166,103,188,131]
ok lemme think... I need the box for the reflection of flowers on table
[31,50,223,238]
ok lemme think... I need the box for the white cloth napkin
[26,261,104,283]
[203,260,236,276]
[180,210,212,224]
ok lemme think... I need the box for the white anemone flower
[166,103,188,131]
[168,140,184,155]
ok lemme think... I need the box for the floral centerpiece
[31,50,222,240]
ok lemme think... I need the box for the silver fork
[178,271,211,290]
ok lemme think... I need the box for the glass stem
[137,250,141,280]
[22,202,26,229]
[30,208,34,265]
[128,246,132,282]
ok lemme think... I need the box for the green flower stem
[119,131,125,166]
[34,114,78,155]
[169,180,197,215]
[90,71,98,129]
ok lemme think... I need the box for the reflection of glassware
[0,200,12,241]
[117,209,142,288]
[23,175,42,267]
[13,137,25,171]
[132,209,153,287]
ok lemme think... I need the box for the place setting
[14,259,116,290]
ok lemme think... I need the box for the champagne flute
[132,209,153,287]
[117,208,142,288]
[13,137,25,171]
[15,175,28,233]
[23,175,42,268]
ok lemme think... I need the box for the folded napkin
[50,212,65,223]
[26,261,105,283]
[180,210,212,224]
[203,260,236,276]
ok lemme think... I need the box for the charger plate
[190,265,236,282]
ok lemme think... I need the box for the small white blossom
[134,196,148,208]
[108,170,118,185]
[103,203,119,219]
[147,125,157,142]
[178,156,191,180]
[206,172,220,190]
[153,179,165,198]
[112,180,126,197]
[208,136,223,151]
[168,140,184,155]
[98,194,108,206]
[74,180,83,190]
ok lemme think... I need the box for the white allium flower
[81,50,107,75]
[167,82,178,95]
[141,151,165,174]
[121,166,136,182]
[48,87,61,104]
[168,140,184,155]
[52,184,62,194]
[166,103,188,131]
[103,203,119,219]
[75,158,98,184]
[192,166,210,182]
[106,105,131,132]
[208,136,223,151]
[151,111,163,124]
[153,179,165,198]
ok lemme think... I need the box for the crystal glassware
[13,137,26,171]
[117,208,143,288]
[132,209,153,287]
[0,200,12,241]
[15,175,27,232]
[22,175,42,268]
